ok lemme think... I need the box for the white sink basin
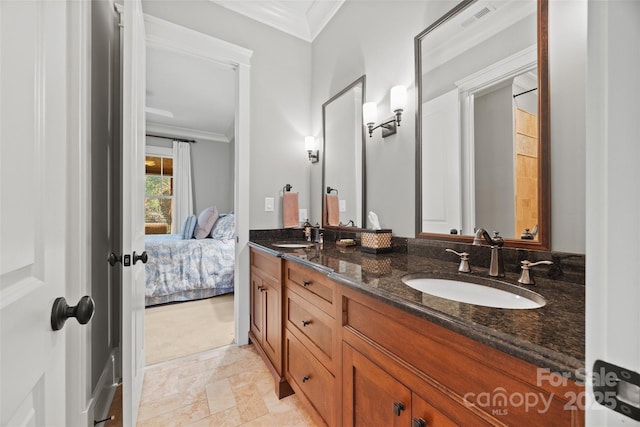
[401,275,545,309]
[272,242,314,249]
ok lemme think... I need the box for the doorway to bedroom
[142,37,237,366]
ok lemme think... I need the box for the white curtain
[171,141,194,234]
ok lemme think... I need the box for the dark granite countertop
[249,238,585,381]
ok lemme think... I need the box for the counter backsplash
[249,229,584,286]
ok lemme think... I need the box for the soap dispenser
[303,219,312,241]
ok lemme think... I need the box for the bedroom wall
[141,0,312,230]
[310,0,586,253]
[146,136,234,217]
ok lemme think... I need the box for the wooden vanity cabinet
[341,286,585,427]
[249,247,292,398]
[249,246,584,426]
[283,260,339,426]
[342,341,496,427]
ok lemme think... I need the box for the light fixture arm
[307,150,319,163]
[366,108,403,138]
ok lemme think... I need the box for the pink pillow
[194,206,219,239]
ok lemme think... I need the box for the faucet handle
[518,260,553,285]
[445,249,471,273]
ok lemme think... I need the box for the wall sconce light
[363,85,407,138]
[305,136,319,163]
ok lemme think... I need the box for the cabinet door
[343,343,411,427]
[412,393,458,427]
[249,271,264,342]
[262,279,281,369]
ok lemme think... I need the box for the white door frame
[585,0,640,425]
[66,0,92,424]
[143,15,253,346]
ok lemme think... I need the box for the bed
[144,213,235,306]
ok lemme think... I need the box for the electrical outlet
[299,209,307,221]
[339,199,347,212]
[264,197,274,212]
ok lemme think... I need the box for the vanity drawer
[284,260,336,317]
[285,287,337,373]
[251,247,281,285]
[285,330,335,426]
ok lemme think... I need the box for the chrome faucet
[473,229,505,277]
[445,249,471,273]
[518,260,553,285]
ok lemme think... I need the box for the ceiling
[145,0,344,143]
[210,0,345,42]
[145,46,236,143]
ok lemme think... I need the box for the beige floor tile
[186,406,243,427]
[239,413,277,426]
[138,344,318,427]
[136,399,209,427]
[205,378,237,414]
[137,393,188,422]
[232,383,270,423]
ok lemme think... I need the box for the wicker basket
[360,229,392,253]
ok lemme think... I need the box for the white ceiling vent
[460,3,496,28]
[475,6,492,19]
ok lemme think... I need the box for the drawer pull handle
[301,320,312,327]
[393,402,405,416]
[412,418,427,427]
[301,375,310,383]
[302,280,311,287]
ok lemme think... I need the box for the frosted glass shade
[304,136,315,151]
[363,102,377,125]
[390,85,407,112]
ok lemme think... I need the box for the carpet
[144,293,235,366]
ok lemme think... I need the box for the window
[145,155,173,234]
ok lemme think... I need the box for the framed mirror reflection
[322,75,366,230]
[415,0,549,249]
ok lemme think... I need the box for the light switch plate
[264,197,274,212]
[299,209,307,221]
[339,199,347,212]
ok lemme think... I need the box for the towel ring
[326,186,338,195]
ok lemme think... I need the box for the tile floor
[137,344,320,426]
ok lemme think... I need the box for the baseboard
[87,350,118,424]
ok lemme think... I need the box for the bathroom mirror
[322,75,366,229]
[415,0,549,249]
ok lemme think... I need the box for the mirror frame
[321,75,367,231]
[414,0,550,250]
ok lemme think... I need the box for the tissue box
[360,229,393,253]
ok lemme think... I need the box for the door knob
[133,251,148,265]
[51,296,95,331]
[108,252,122,266]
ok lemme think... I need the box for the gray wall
[474,85,515,235]
[142,0,587,253]
[142,0,312,230]
[91,0,120,390]
[146,136,234,216]
[311,0,586,253]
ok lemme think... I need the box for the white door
[586,0,640,425]
[421,88,462,234]
[120,0,147,424]
[1,1,88,426]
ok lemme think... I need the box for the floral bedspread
[144,234,234,306]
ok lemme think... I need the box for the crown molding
[210,0,344,42]
[146,122,231,143]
